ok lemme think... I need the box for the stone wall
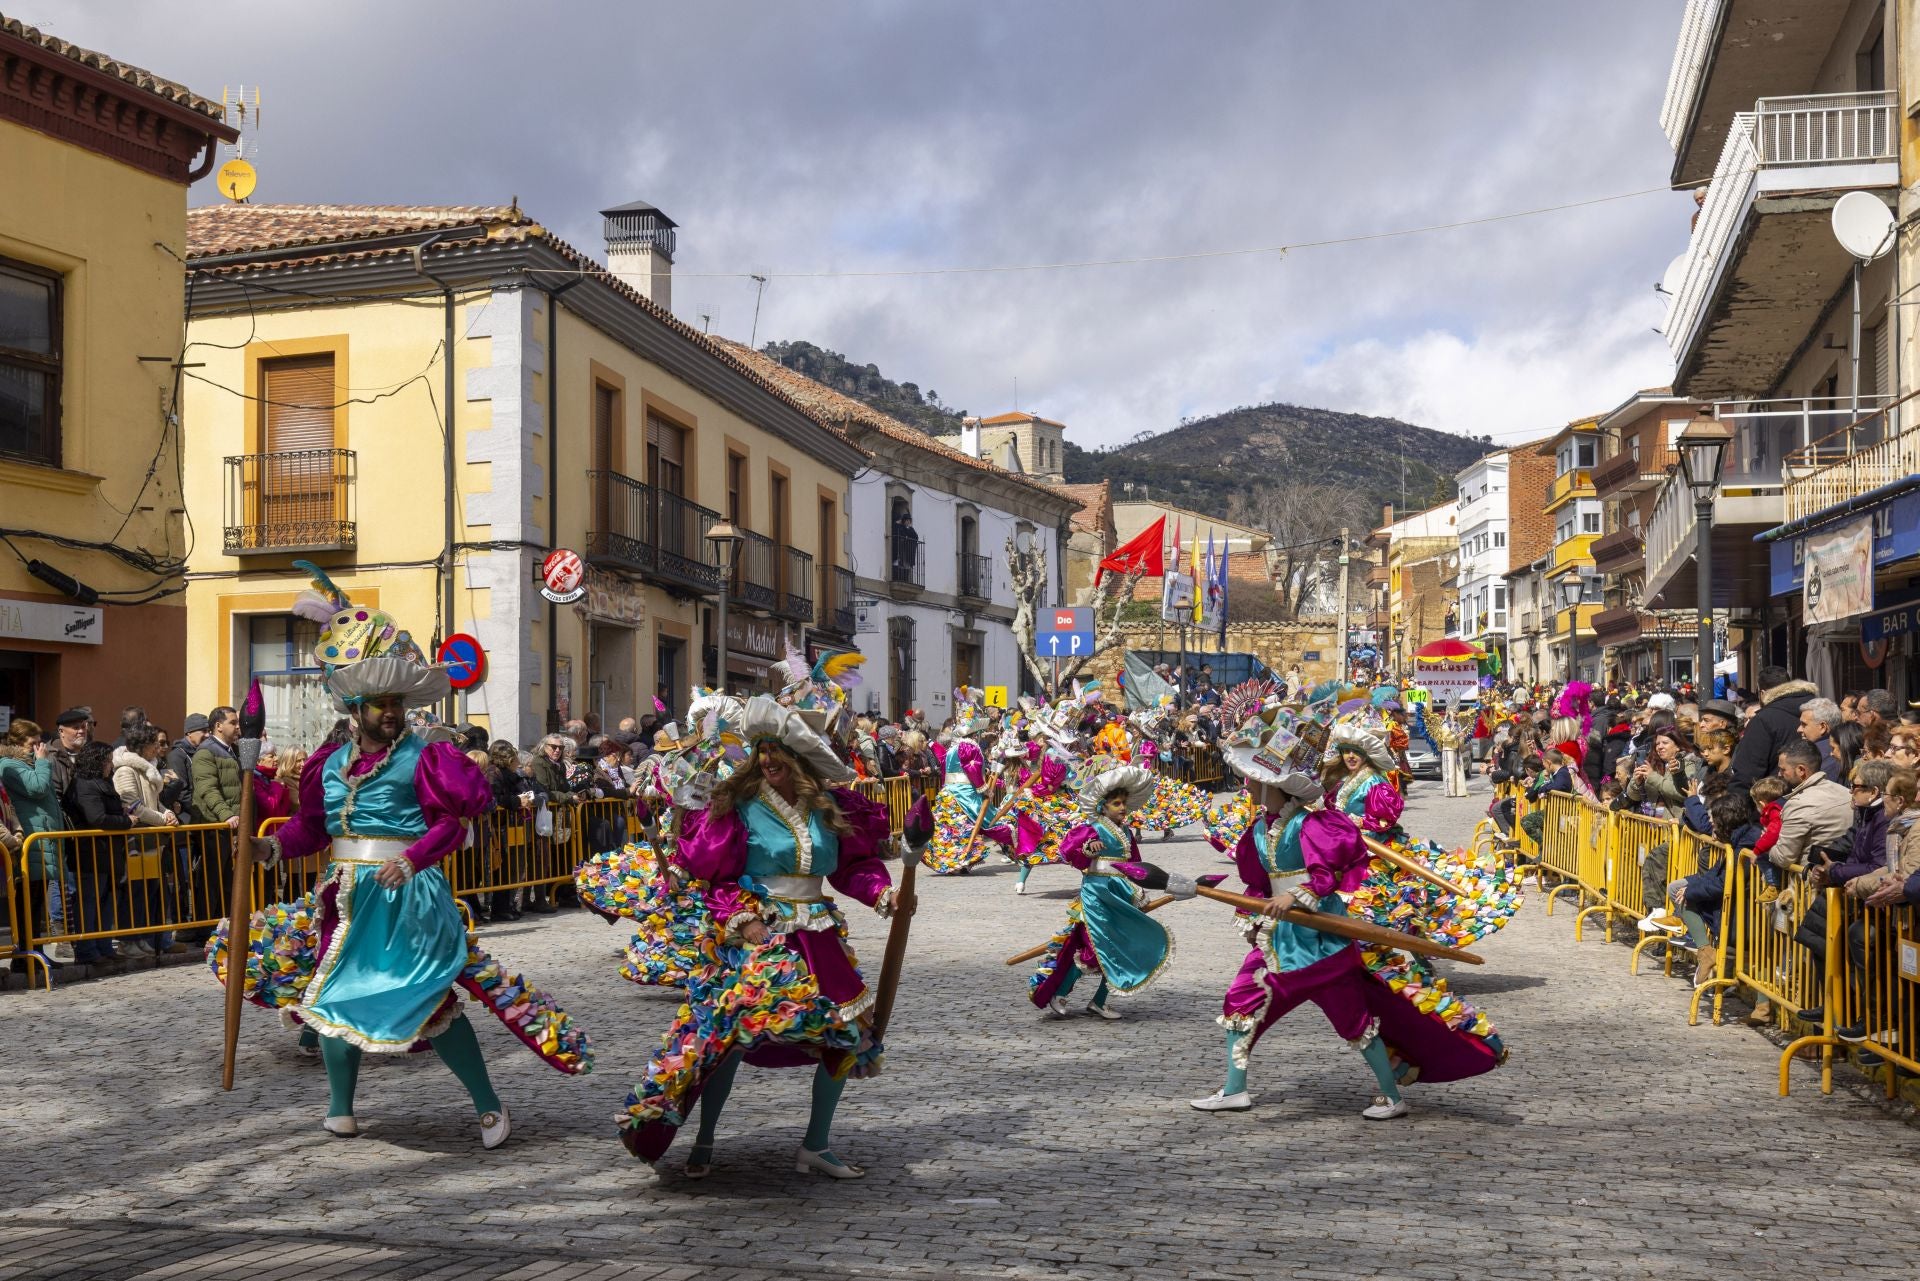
[1089,619,1350,687]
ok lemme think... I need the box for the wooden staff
[870,796,936,1044]
[1003,895,1175,966]
[1194,884,1483,964]
[221,683,266,1090]
[1362,833,1472,899]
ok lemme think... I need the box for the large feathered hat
[1221,710,1323,798]
[290,560,450,712]
[1076,763,1158,814]
[739,693,854,784]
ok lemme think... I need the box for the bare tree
[1006,535,1141,693]
[1228,467,1377,619]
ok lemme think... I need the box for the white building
[1453,452,1510,647]
[726,346,1077,722]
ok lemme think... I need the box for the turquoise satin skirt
[299,859,466,1051]
[1078,876,1172,993]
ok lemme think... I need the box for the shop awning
[1763,483,1920,598]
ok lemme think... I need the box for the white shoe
[1014,879,1027,895]
[48,942,75,965]
[795,1146,864,1179]
[480,1105,511,1150]
[124,940,157,959]
[323,1114,359,1137]
[1362,1095,1409,1121]
[1188,1090,1253,1112]
[1044,996,1071,1019]
[1087,1002,1121,1021]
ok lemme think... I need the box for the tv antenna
[215,84,262,202]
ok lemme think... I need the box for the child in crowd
[1747,774,1786,901]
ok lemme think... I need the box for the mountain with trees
[759,340,966,437]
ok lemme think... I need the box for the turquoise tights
[318,1015,502,1119]
[1215,1027,1402,1100]
[691,1055,852,1161]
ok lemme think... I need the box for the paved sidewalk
[2,783,1917,1280]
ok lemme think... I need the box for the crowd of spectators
[1483,668,1920,1042]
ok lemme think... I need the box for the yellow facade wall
[0,118,194,725]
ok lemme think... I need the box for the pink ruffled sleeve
[1302,809,1372,897]
[405,741,494,873]
[1058,824,1101,870]
[676,804,751,924]
[825,787,893,909]
[273,743,341,865]
[1362,781,1405,833]
[959,742,986,789]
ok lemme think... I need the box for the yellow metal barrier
[1534,792,1584,913]
[1628,825,1710,976]
[1804,893,1920,1098]
[1579,808,1673,942]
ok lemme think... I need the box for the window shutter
[263,356,336,454]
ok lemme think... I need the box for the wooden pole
[1193,884,1483,964]
[220,756,258,1090]
[867,849,917,1044]
[1360,833,1472,899]
[1003,894,1175,966]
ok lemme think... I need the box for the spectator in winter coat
[189,707,242,831]
[1730,666,1819,788]
[1769,738,1854,871]
[1793,759,1900,1025]
[1860,769,1920,908]
[68,740,134,964]
[1797,698,1845,781]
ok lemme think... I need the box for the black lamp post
[1676,417,1733,692]
[706,520,743,691]
[1556,574,1586,683]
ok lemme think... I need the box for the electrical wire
[516,184,1676,282]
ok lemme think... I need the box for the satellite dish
[1658,252,1688,297]
[1831,191,1895,261]
[216,157,257,203]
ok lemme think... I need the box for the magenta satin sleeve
[1058,824,1100,870]
[825,787,893,909]
[273,742,342,864]
[404,741,494,873]
[677,805,752,922]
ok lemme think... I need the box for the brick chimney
[601,200,677,312]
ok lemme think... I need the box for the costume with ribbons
[924,739,1011,874]
[1004,750,1081,883]
[618,779,894,1162]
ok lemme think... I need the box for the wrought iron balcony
[223,449,356,555]
[822,565,856,635]
[958,552,992,601]
[585,469,722,594]
[729,529,777,611]
[778,545,814,622]
[889,538,925,589]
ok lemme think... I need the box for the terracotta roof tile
[981,410,1067,429]
[1052,481,1112,536]
[1,15,225,121]
[715,340,1070,503]
[187,202,526,258]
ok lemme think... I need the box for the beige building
[180,200,865,746]
[0,18,234,728]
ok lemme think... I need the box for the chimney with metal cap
[601,199,678,312]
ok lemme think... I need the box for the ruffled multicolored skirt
[1204,791,1254,851]
[576,844,723,987]
[1004,788,1082,868]
[618,906,878,1162]
[923,787,1008,875]
[1130,776,1210,834]
[208,895,593,1074]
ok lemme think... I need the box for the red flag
[1096,514,1166,584]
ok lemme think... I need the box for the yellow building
[0,19,235,727]
[181,201,865,747]
[1539,417,1602,682]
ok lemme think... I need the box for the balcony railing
[223,449,356,554]
[1590,526,1645,573]
[731,529,777,611]
[1659,0,1724,150]
[958,552,991,600]
[1546,469,1593,509]
[1665,91,1897,365]
[889,538,925,588]
[1592,448,1668,498]
[1719,395,1894,489]
[1784,398,1920,523]
[779,545,814,621]
[820,565,856,635]
[585,470,722,594]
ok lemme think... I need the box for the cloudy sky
[53,0,1691,448]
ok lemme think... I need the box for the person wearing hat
[618,694,906,1180]
[1190,740,1505,1119]
[923,705,1013,876]
[1028,765,1190,1020]
[253,589,519,1148]
[1698,699,1741,738]
[1326,723,1402,827]
[1003,740,1081,894]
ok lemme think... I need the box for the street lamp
[1676,416,1732,693]
[1556,573,1586,683]
[706,520,743,692]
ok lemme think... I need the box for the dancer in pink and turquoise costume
[1029,766,1192,1020]
[924,737,1011,875]
[618,695,906,1180]
[1004,744,1081,893]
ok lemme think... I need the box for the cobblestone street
[4,783,1918,1280]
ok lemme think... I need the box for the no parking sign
[437,633,487,689]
